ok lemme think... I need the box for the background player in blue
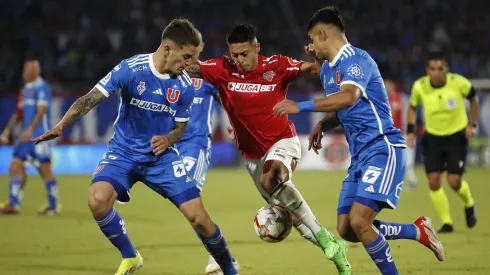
[0,59,59,216]
[274,7,445,274]
[176,30,240,275]
[32,19,239,275]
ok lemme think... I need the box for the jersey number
[167,88,181,103]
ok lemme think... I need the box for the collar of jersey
[149,53,171,79]
[329,43,352,67]
[25,77,43,88]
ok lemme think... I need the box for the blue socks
[96,208,137,258]
[198,225,237,275]
[45,178,58,209]
[364,233,399,275]
[8,177,23,206]
[373,220,417,240]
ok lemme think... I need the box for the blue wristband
[298,100,315,112]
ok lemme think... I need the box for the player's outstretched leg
[37,163,61,216]
[261,160,351,274]
[350,202,399,275]
[0,158,25,215]
[178,196,238,275]
[88,181,142,275]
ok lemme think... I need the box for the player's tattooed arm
[299,60,322,77]
[31,87,106,143]
[60,87,106,127]
[185,63,202,78]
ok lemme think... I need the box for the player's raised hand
[273,99,300,117]
[31,126,63,144]
[0,129,10,144]
[151,135,169,156]
[308,123,323,155]
[304,43,316,58]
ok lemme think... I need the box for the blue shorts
[13,141,52,166]
[91,149,200,207]
[176,142,211,191]
[338,145,406,215]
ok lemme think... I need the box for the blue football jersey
[95,53,194,162]
[180,77,218,146]
[22,77,52,138]
[320,44,405,158]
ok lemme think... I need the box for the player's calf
[337,215,361,243]
[350,202,399,275]
[89,181,137,259]
[179,196,238,275]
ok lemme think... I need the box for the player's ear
[255,42,260,54]
[320,29,328,42]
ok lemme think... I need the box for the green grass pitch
[0,167,489,274]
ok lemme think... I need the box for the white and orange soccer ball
[253,204,293,243]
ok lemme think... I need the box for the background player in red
[385,79,419,189]
[187,24,351,274]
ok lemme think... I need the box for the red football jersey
[199,55,303,159]
[388,91,403,133]
[16,89,24,120]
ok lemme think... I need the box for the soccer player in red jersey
[385,79,418,189]
[187,24,351,274]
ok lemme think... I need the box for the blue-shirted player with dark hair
[33,19,239,275]
[175,30,240,275]
[0,59,59,216]
[274,6,445,275]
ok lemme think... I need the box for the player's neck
[326,36,349,63]
[153,48,172,75]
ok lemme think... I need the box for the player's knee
[348,212,370,235]
[428,173,442,191]
[187,210,212,232]
[447,174,462,190]
[260,160,288,194]
[9,159,23,176]
[87,182,116,218]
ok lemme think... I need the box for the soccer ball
[253,204,293,243]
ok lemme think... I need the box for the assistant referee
[407,52,478,233]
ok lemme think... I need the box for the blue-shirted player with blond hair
[33,19,239,275]
[274,6,445,275]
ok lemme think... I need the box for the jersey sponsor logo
[192,78,203,90]
[336,71,342,84]
[166,88,181,103]
[262,71,276,82]
[113,64,122,71]
[100,71,112,85]
[173,163,186,178]
[132,65,148,72]
[193,97,204,104]
[328,77,335,84]
[362,166,382,184]
[200,61,216,66]
[130,98,176,115]
[286,67,299,71]
[346,63,364,79]
[227,82,277,93]
[137,81,146,95]
[23,98,36,105]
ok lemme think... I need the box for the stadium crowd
[1,0,489,94]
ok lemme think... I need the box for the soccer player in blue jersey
[0,59,59,216]
[32,19,239,275]
[175,31,240,275]
[274,7,445,274]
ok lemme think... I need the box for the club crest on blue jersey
[137,81,146,95]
